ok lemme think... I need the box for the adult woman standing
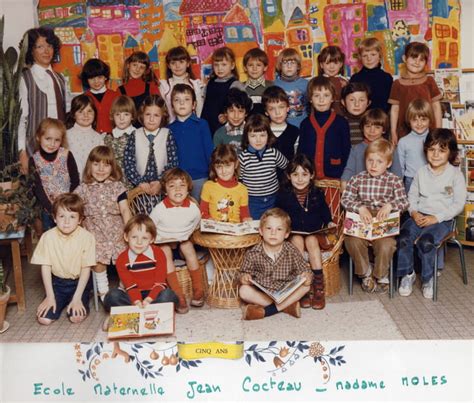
[18,27,66,173]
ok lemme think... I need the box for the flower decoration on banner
[76,342,202,382]
[244,341,346,382]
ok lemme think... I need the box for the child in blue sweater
[168,84,214,201]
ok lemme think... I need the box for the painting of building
[286,7,313,77]
[87,0,140,36]
[54,27,84,92]
[431,0,461,68]
[38,0,87,28]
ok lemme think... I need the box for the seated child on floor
[32,193,96,326]
[149,168,203,312]
[201,144,251,223]
[342,138,408,293]
[239,208,312,320]
[103,214,180,317]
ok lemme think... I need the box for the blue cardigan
[168,114,214,180]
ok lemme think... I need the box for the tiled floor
[0,245,472,342]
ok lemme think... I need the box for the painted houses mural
[37,0,462,92]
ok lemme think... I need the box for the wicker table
[192,230,260,308]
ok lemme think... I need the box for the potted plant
[0,261,10,333]
[0,15,36,233]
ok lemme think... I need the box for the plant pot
[0,285,10,334]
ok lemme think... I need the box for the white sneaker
[398,271,416,297]
[422,278,434,299]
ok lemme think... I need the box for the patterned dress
[104,132,133,189]
[75,180,127,264]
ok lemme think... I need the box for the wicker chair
[127,187,162,216]
[315,179,344,297]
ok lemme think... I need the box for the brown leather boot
[242,304,265,320]
[283,301,301,318]
[300,292,312,308]
[188,266,205,307]
[166,271,189,314]
[311,271,326,310]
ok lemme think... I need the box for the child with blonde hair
[30,118,80,230]
[201,144,251,223]
[160,46,204,122]
[75,145,131,300]
[274,48,308,127]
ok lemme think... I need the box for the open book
[108,302,175,339]
[250,275,305,304]
[200,219,260,236]
[343,211,400,241]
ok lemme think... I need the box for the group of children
[28,36,466,326]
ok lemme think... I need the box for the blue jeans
[396,218,452,283]
[403,177,413,195]
[44,275,92,320]
[191,177,207,203]
[248,193,277,220]
[103,288,179,312]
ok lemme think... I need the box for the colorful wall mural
[37,0,462,93]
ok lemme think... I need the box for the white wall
[0,0,473,68]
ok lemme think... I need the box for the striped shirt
[239,147,288,196]
[341,170,409,213]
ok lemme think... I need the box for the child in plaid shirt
[342,138,408,293]
[239,208,312,320]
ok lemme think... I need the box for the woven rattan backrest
[314,179,342,227]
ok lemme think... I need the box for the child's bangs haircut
[124,214,157,240]
[224,88,253,114]
[83,145,122,184]
[243,47,269,66]
[341,81,371,101]
[404,41,430,61]
[242,114,276,149]
[138,94,169,127]
[170,83,197,104]
[80,58,110,87]
[35,118,67,151]
[160,167,193,193]
[358,37,382,57]
[405,98,434,124]
[423,128,458,164]
[307,76,336,100]
[211,47,239,78]
[360,108,389,133]
[276,48,301,74]
[110,95,137,121]
[66,94,97,129]
[317,46,345,75]
[209,144,239,181]
[260,208,291,233]
[166,46,194,79]
[52,193,85,220]
[262,86,289,108]
[282,154,315,191]
[365,138,393,164]
[123,51,154,83]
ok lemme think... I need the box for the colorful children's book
[200,219,260,236]
[343,211,400,240]
[108,302,175,339]
[250,275,305,304]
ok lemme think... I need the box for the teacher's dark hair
[22,27,61,66]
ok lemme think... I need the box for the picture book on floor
[108,302,175,340]
[343,211,400,240]
[200,219,260,236]
[250,275,305,304]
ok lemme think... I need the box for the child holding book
[297,76,351,180]
[273,48,308,127]
[239,208,312,320]
[239,114,288,219]
[341,82,371,145]
[213,88,252,153]
[349,37,393,113]
[262,86,300,162]
[342,138,408,293]
[397,129,466,299]
[103,214,180,317]
[388,42,442,144]
[397,98,433,192]
[168,84,214,201]
[201,144,251,223]
[149,168,202,312]
[276,154,332,310]
[80,58,119,134]
[242,48,273,116]
[32,193,96,325]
